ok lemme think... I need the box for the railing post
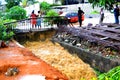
[3,16,66,33]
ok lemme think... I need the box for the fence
[4,16,68,33]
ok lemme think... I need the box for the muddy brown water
[23,39,97,80]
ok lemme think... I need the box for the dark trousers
[114,15,119,24]
[99,14,104,24]
[78,19,82,27]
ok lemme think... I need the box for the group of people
[78,4,120,27]
[30,5,119,28]
[99,4,120,25]
[30,10,42,28]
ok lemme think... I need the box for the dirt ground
[0,41,68,80]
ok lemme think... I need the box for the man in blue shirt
[114,5,119,24]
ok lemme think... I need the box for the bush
[45,10,61,25]
[3,19,17,30]
[0,19,14,41]
[46,10,59,17]
[40,1,51,14]
[6,6,26,20]
[98,66,120,80]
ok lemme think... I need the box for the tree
[21,0,28,7]
[0,19,14,42]
[40,1,51,14]
[21,0,38,7]
[5,0,22,9]
[7,6,26,20]
[88,0,119,10]
[45,10,61,26]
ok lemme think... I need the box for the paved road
[56,3,119,27]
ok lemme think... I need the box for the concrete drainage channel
[15,27,120,73]
[52,38,120,72]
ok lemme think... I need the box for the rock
[71,40,77,46]
[0,41,8,48]
[64,39,70,43]
[76,43,81,47]
[5,67,19,76]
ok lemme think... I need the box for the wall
[55,40,120,72]
[14,28,56,44]
[14,28,120,72]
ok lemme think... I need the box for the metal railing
[4,16,68,33]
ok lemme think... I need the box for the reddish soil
[0,41,68,80]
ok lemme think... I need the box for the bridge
[3,16,120,50]
[4,16,68,34]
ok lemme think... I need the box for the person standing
[30,10,37,28]
[99,8,104,24]
[37,10,42,28]
[78,7,84,27]
[113,5,119,24]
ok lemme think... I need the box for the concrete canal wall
[14,29,120,72]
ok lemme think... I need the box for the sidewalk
[82,12,118,27]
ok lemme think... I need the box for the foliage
[90,10,99,14]
[0,19,14,41]
[6,6,26,20]
[46,10,59,17]
[3,19,17,29]
[50,3,61,7]
[5,0,22,9]
[5,0,38,8]
[40,1,51,14]
[21,0,39,7]
[45,10,61,25]
[98,66,120,80]
[94,68,103,76]
[88,0,117,10]
[61,0,64,5]
[0,11,3,19]
[21,0,28,7]
[61,0,79,5]
[0,11,8,20]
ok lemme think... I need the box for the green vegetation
[94,68,103,76]
[5,0,38,9]
[90,10,100,14]
[5,0,22,9]
[98,66,120,80]
[0,19,14,41]
[21,0,39,7]
[88,0,117,10]
[40,1,51,14]
[21,0,28,7]
[45,10,60,26]
[5,6,26,20]
[46,10,59,17]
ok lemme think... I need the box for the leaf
[98,73,106,80]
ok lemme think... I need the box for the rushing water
[23,39,97,80]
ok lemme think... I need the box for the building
[0,0,6,12]
[0,0,6,5]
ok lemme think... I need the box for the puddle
[20,75,45,80]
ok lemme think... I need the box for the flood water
[23,39,97,80]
